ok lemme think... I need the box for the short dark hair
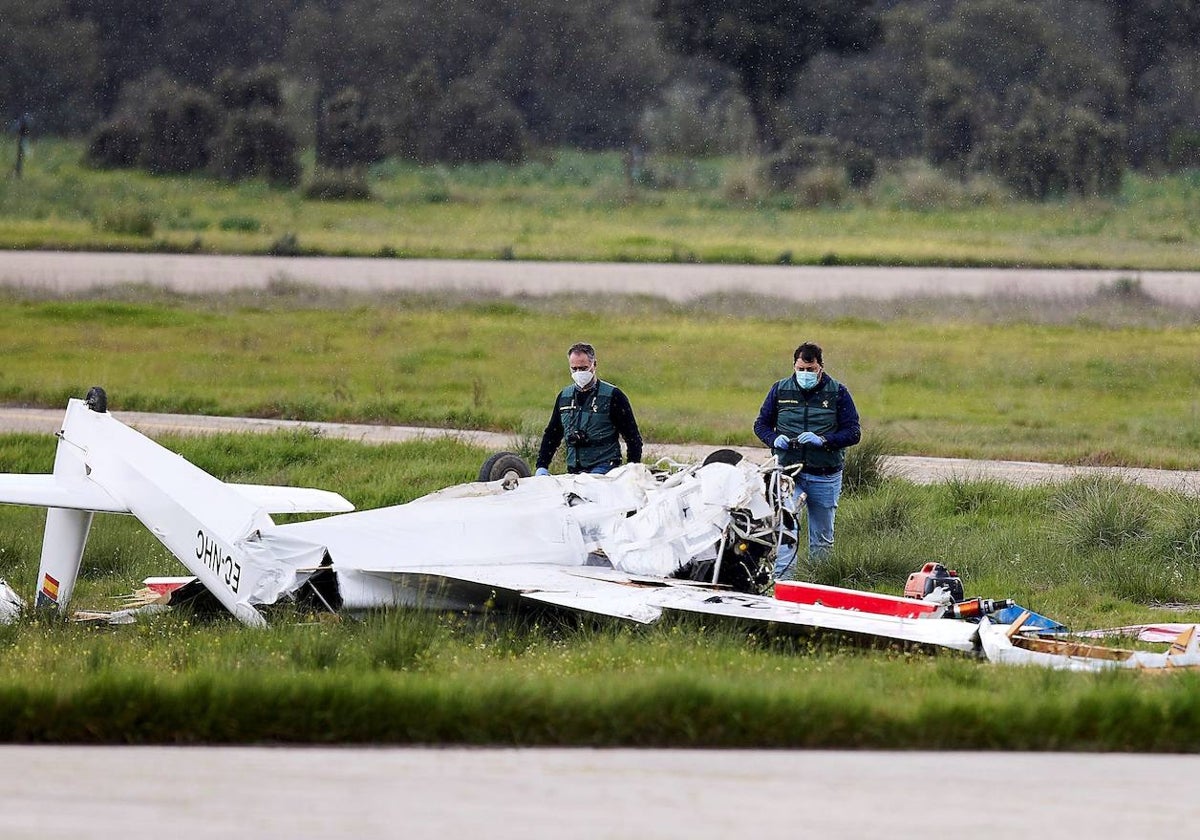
[793,342,823,365]
[567,342,596,362]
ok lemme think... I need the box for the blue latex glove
[772,434,790,450]
[795,431,824,447]
[534,467,550,476]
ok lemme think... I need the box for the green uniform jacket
[557,380,623,471]
[772,374,845,470]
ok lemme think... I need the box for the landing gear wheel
[702,448,743,467]
[478,452,533,483]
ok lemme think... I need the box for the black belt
[800,465,841,476]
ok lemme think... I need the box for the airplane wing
[227,484,354,515]
[345,564,981,653]
[0,474,128,513]
[0,475,352,516]
[659,591,980,652]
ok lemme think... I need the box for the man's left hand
[795,432,824,446]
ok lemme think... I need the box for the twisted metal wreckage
[0,390,1196,673]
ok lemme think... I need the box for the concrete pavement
[4,250,1200,302]
[3,746,1198,840]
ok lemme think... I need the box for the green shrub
[218,216,262,233]
[980,94,1124,200]
[433,79,529,165]
[137,84,222,175]
[1148,496,1200,564]
[760,135,840,191]
[304,169,372,201]
[210,109,301,186]
[315,87,383,170]
[1059,107,1125,197]
[720,157,767,203]
[842,145,878,189]
[890,166,963,210]
[842,484,914,534]
[214,65,286,114]
[97,207,156,237]
[794,166,848,208]
[389,58,444,161]
[1095,276,1151,302]
[637,82,756,156]
[760,136,877,194]
[1167,128,1200,171]
[922,60,976,169]
[84,119,142,170]
[268,233,301,256]
[208,66,300,186]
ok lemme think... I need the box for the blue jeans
[774,471,843,579]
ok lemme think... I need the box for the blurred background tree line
[3,0,1199,199]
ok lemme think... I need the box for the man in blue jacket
[535,342,642,475]
[754,341,861,580]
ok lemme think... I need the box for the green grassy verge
[0,293,1197,468]
[3,653,1200,750]
[2,432,1199,748]
[4,141,1200,268]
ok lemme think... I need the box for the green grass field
[4,140,1200,268]
[0,293,1197,468]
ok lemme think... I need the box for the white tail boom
[0,389,353,626]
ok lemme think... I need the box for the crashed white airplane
[0,390,1197,672]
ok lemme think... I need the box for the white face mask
[795,370,819,389]
[571,369,595,388]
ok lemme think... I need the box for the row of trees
[6,0,1200,199]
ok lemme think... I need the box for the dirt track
[1,407,1196,495]
[4,250,1200,302]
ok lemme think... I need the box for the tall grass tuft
[842,483,914,534]
[939,475,1009,515]
[1149,494,1200,564]
[842,433,890,496]
[361,609,448,671]
[1050,476,1153,552]
[814,534,932,590]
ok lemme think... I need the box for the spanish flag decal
[41,573,60,603]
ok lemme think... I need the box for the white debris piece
[0,578,24,624]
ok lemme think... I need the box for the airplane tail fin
[0,390,353,625]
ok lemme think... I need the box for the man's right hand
[772,434,790,450]
[535,467,550,476]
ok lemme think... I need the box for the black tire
[702,448,743,467]
[478,452,533,483]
